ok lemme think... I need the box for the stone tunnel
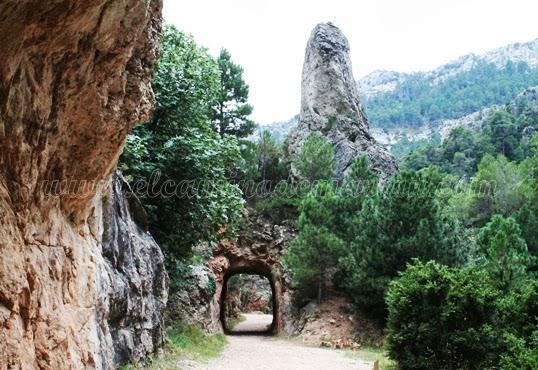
[207,215,296,334]
[219,268,278,334]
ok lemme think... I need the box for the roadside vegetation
[226,314,247,330]
[345,347,395,370]
[120,324,227,370]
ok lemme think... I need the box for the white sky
[163,0,538,124]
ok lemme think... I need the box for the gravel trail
[189,314,372,370]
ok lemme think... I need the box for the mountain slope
[358,38,538,98]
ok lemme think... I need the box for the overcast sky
[163,0,538,124]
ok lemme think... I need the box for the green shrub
[120,323,227,369]
[497,280,538,369]
[386,261,502,370]
[166,323,227,360]
[500,332,538,370]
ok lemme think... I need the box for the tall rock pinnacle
[288,23,397,182]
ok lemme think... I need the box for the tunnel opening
[220,270,277,335]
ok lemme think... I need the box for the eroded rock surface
[0,1,165,368]
[166,265,221,333]
[288,23,397,182]
[101,173,167,366]
[210,214,296,334]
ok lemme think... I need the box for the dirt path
[188,336,372,370]
[230,313,273,333]
[186,314,372,370]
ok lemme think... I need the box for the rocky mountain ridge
[358,37,538,98]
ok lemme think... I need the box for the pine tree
[334,155,378,242]
[284,181,344,304]
[477,215,533,291]
[482,111,521,160]
[212,49,255,138]
[341,169,463,317]
[295,133,335,182]
[257,130,287,183]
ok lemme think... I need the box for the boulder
[166,265,221,333]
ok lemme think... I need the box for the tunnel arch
[219,268,279,335]
[208,215,296,336]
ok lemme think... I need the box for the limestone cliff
[288,23,397,182]
[0,1,166,369]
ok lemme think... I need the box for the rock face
[225,274,273,316]
[0,1,166,369]
[102,173,167,365]
[288,23,397,182]
[210,214,297,333]
[166,265,221,333]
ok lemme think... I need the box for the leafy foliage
[120,26,244,287]
[386,261,502,370]
[497,280,538,369]
[386,261,538,370]
[463,154,529,226]
[240,130,289,186]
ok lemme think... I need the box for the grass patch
[226,314,246,330]
[167,323,227,360]
[120,323,227,369]
[345,346,396,370]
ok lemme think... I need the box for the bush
[386,261,502,370]
[500,332,538,370]
[497,280,538,369]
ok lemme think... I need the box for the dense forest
[120,26,537,369]
[364,60,538,129]
[283,97,538,368]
